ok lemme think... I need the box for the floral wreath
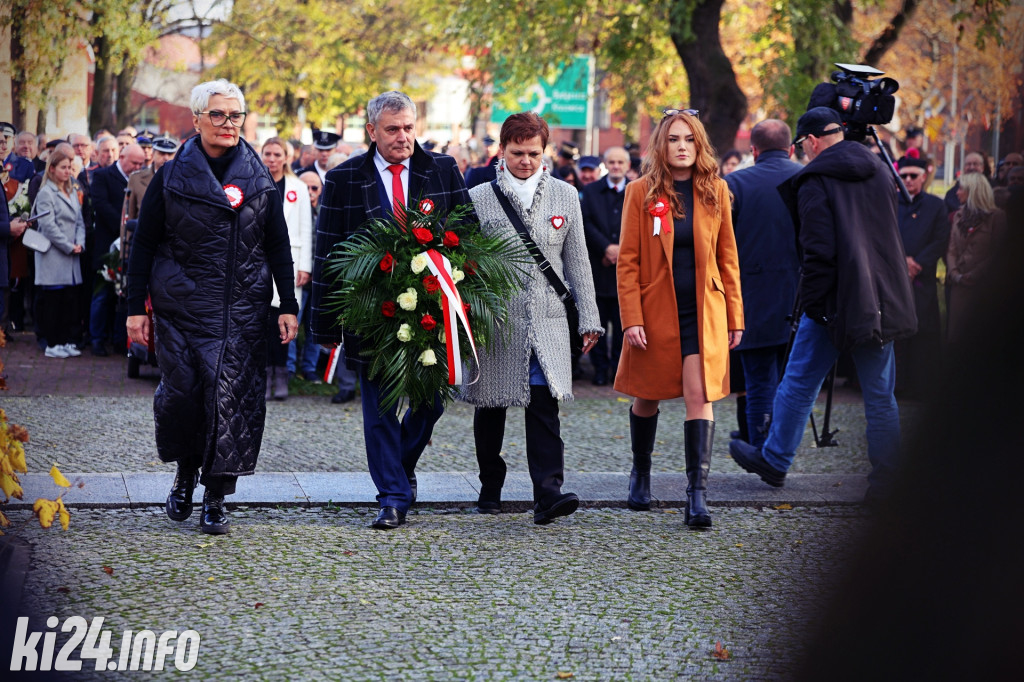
[322,199,529,411]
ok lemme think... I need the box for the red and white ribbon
[423,249,479,385]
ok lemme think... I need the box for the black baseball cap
[793,107,843,146]
[578,155,600,170]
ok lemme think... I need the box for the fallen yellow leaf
[57,498,70,531]
[712,641,731,660]
[33,498,58,528]
[49,464,71,488]
[734,543,743,547]
[556,673,574,679]
[208,577,215,582]
[0,510,9,527]
[772,503,793,510]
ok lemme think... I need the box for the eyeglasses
[200,110,247,127]
[899,172,925,180]
[662,108,700,119]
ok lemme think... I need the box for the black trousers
[474,385,565,506]
[590,295,623,375]
[265,306,289,367]
[37,286,78,347]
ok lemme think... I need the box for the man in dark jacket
[1,123,28,333]
[730,107,917,502]
[580,145,629,385]
[310,90,474,530]
[88,142,145,355]
[724,119,802,447]
[894,155,949,398]
[464,135,499,189]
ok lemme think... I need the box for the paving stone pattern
[8,506,866,681]
[5,395,920,478]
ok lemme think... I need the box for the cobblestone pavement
[7,506,866,681]
[6,395,924,478]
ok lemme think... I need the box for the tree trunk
[863,0,921,66]
[90,35,115,134]
[36,109,46,135]
[668,0,748,154]
[115,58,135,131]
[9,26,27,131]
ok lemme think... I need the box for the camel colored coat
[613,177,743,401]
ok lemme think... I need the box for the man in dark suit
[310,90,474,530]
[893,155,949,398]
[88,142,145,355]
[724,119,802,447]
[580,146,629,385]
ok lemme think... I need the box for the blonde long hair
[261,137,295,177]
[959,172,996,212]
[44,146,76,195]
[641,112,722,219]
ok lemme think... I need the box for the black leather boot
[627,408,659,511]
[474,406,507,514]
[200,489,230,535]
[273,367,289,400]
[165,462,198,521]
[730,395,748,441]
[684,419,715,529]
[265,366,274,401]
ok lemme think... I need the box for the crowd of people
[3,81,1021,534]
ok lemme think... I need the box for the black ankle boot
[165,463,198,521]
[627,408,659,511]
[684,419,715,529]
[200,489,230,535]
[730,395,748,441]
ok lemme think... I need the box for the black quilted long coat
[149,137,278,484]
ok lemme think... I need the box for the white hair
[190,79,246,115]
[366,91,415,126]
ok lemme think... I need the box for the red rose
[464,260,477,276]
[462,302,471,317]
[413,227,433,245]
[423,275,441,294]
[420,314,437,331]
[381,301,396,317]
[443,230,459,248]
[379,252,395,272]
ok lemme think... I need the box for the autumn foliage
[0,403,74,532]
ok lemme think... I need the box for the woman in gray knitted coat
[462,112,602,525]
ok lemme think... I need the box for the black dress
[672,179,699,356]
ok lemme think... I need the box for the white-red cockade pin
[223,184,244,209]
[419,198,435,214]
[551,216,565,229]
[286,190,297,203]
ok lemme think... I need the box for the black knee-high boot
[684,419,714,528]
[627,408,659,511]
[474,406,508,513]
[165,461,199,521]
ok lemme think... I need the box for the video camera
[807,63,899,142]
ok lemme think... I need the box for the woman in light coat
[462,112,602,525]
[615,110,743,528]
[33,145,86,359]
[261,137,312,399]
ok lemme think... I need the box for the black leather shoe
[729,440,786,487]
[165,465,198,521]
[331,389,355,404]
[476,500,502,514]
[370,506,406,530]
[591,370,608,386]
[534,492,580,525]
[200,490,230,535]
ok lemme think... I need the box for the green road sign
[490,55,593,129]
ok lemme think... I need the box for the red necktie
[388,164,406,228]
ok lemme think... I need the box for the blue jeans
[763,315,901,492]
[288,288,323,376]
[89,284,116,348]
[738,344,788,448]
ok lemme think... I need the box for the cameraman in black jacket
[730,107,916,504]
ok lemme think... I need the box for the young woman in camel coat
[614,110,744,528]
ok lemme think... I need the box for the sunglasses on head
[662,108,700,119]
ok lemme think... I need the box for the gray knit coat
[460,170,602,407]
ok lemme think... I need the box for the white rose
[438,329,446,344]
[418,348,437,366]
[451,267,465,283]
[397,287,418,311]
[410,253,429,274]
[396,324,412,342]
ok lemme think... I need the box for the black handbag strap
[490,180,574,303]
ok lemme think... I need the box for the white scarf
[502,162,544,211]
